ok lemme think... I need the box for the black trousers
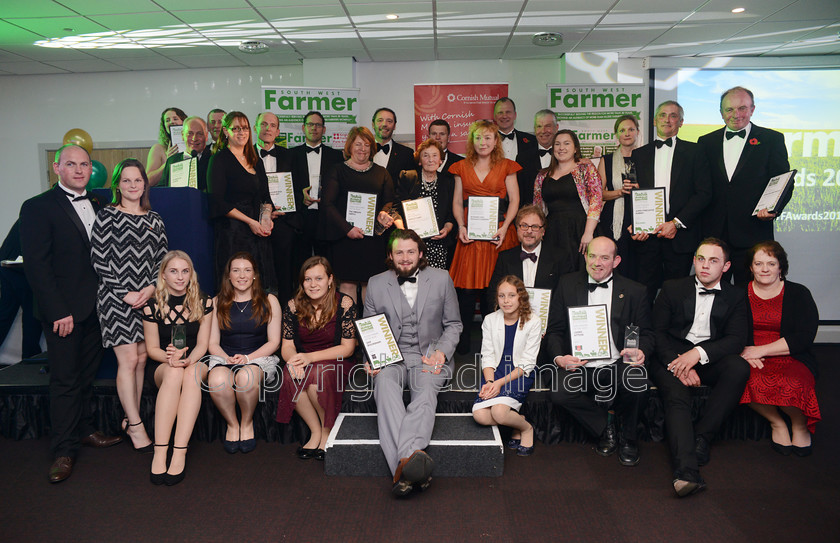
[634,237,693,302]
[270,218,300,304]
[550,362,650,441]
[44,311,104,459]
[649,355,750,479]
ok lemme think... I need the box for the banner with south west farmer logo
[262,86,360,149]
[414,83,509,155]
[548,85,646,159]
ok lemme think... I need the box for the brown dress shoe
[49,456,74,483]
[81,431,122,448]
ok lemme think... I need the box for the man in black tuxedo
[159,116,211,190]
[630,100,712,302]
[372,107,416,181]
[546,237,653,466]
[493,97,537,166]
[289,110,344,270]
[428,119,463,175]
[648,238,749,497]
[20,144,122,483]
[516,109,557,205]
[207,108,226,146]
[255,111,297,302]
[697,86,791,285]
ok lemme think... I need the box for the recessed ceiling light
[385,14,399,20]
[731,7,745,13]
[63,27,75,32]
[238,40,269,54]
[532,32,563,47]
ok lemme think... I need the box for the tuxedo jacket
[487,243,567,309]
[652,276,748,368]
[514,146,547,206]
[382,141,417,183]
[697,124,790,248]
[19,185,102,323]
[509,129,537,165]
[631,138,712,253]
[289,143,344,211]
[160,150,211,191]
[440,150,464,177]
[363,267,462,364]
[545,271,654,362]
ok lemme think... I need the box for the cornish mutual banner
[414,83,509,154]
[548,85,646,158]
[262,86,360,149]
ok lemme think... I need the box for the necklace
[233,300,250,313]
[421,171,438,190]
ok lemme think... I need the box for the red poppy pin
[749,138,759,145]
[522,137,530,144]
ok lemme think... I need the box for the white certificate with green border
[567,304,612,360]
[355,314,403,370]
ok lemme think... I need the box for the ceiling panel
[104,55,187,70]
[160,53,243,68]
[44,58,127,72]
[651,22,750,44]
[765,0,840,22]
[370,48,436,61]
[0,61,69,74]
[56,0,163,16]
[0,1,78,18]
[12,16,107,39]
[89,12,184,30]
[0,20,45,45]
[154,0,252,9]
[728,21,833,43]
[169,9,260,25]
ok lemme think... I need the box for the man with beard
[159,116,211,190]
[364,229,462,497]
[372,107,416,182]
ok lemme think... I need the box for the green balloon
[87,160,108,190]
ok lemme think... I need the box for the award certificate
[567,304,612,360]
[752,170,797,216]
[169,125,186,153]
[401,197,440,239]
[346,192,377,236]
[267,172,296,213]
[355,314,404,370]
[467,196,499,240]
[168,157,195,188]
[631,188,666,234]
[526,288,551,335]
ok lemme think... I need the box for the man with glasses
[289,110,343,268]
[160,116,211,190]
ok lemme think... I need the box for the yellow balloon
[62,128,94,154]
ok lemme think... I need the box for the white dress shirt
[685,279,722,365]
[399,270,420,308]
[654,136,676,214]
[723,123,751,181]
[374,141,391,169]
[58,182,96,239]
[537,145,552,169]
[259,144,277,173]
[500,130,518,161]
[520,242,541,288]
[586,274,619,368]
[306,143,323,209]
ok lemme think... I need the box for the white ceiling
[0,0,838,75]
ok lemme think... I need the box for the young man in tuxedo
[493,97,537,166]
[648,238,750,497]
[428,118,463,175]
[207,108,226,145]
[372,107,416,182]
[515,109,557,205]
[630,100,712,302]
[20,144,122,483]
[697,87,791,285]
[364,229,462,497]
[545,237,653,466]
[159,116,211,190]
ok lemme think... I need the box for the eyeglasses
[518,223,543,231]
[305,122,325,128]
[228,126,248,133]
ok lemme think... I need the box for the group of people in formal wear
[16,86,820,499]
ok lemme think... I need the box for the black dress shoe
[695,436,711,466]
[771,440,793,456]
[792,444,812,457]
[296,447,317,459]
[618,439,640,466]
[81,431,122,448]
[401,450,435,484]
[239,438,256,454]
[596,423,617,456]
[49,456,74,483]
[392,479,413,497]
[223,439,240,454]
[315,449,325,461]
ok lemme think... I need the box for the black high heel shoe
[165,446,188,486]
[127,420,154,453]
[150,444,168,485]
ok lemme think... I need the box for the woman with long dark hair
[146,107,187,186]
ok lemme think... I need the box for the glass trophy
[623,324,640,364]
[259,203,274,229]
[171,324,187,351]
[374,208,400,236]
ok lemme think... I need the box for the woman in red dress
[449,120,521,353]
[739,241,820,456]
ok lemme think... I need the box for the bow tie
[306,145,321,154]
[587,277,612,292]
[397,275,417,285]
[520,250,537,263]
[499,131,515,141]
[699,288,717,296]
[69,192,92,202]
[377,143,390,154]
[259,148,273,158]
[725,129,746,140]
[190,150,199,159]
[538,148,551,157]
[654,138,673,149]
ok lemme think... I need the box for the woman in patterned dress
[739,241,820,456]
[91,159,168,452]
[394,138,455,269]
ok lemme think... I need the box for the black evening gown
[542,173,586,272]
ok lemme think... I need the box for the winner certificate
[346,191,377,237]
[467,196,499,240]
[631,188,666,234]
[401,197,440,239]
[355,314,404,370]
[526,288,551,335]
[752,170,796,216]
[267,172,297,213]
[567,304,612,360]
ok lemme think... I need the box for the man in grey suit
[364,229,462,497]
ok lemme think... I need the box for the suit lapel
[731,125,758,180]
[681,279,697,337]
[611,277,627,347]
[670,139,686,204]
[415,268,430,322]
[385,271,404,327]
[709,285,730,339]
[709,128,727,178]
[53,186,91,248]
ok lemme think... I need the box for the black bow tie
[654,138,673,149]
[725,129,746,140]
[190,150,199,158]
[259,148,272,158]
[306,145,321,154]
[520,250,537,263]
[499,131,515,141]
[397,275,417,285]
[699,288,717,296]
[377,143,390,154]
[538,148,551,157]
[587,277,612,292]
[69,192,92,202]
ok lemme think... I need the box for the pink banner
[414,83,508,154]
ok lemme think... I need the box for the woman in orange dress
[449,120,521,353]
